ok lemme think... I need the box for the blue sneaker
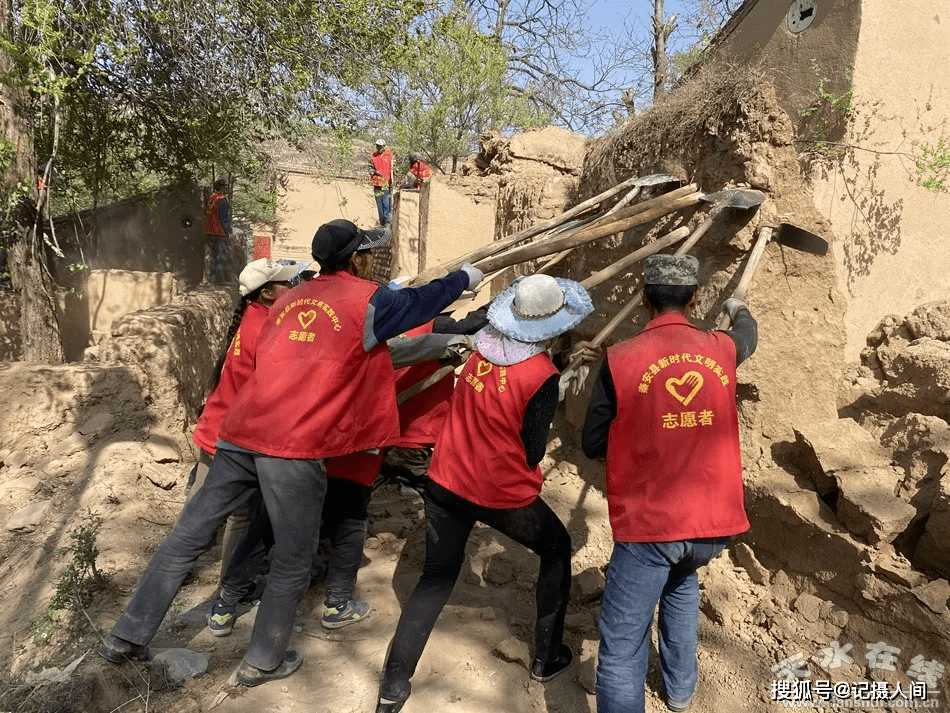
[208,602,236,637]
[322,600,371,629]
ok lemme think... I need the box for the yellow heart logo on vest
[665,371,704,407]
[297,310,317,329]
[476,360,493,377]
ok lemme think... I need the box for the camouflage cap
[643,254,700,286]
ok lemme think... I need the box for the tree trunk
[652,0,667,101]
[11,231,64,363]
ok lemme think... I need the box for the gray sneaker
[322,600,371,629]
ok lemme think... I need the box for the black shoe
[529,644,573,682]
[376,698,406,713]
[236,650,303,687]
[99,634,151,664]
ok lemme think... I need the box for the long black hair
[209,287,262,389]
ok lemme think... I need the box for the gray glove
[722,297,750,320]
[460,262,484,290]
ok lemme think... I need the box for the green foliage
[31,522,106,643]
[368,5,547,170]
[799,64,854,154]
[913,138,950,192]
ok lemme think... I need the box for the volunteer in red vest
[375,273,594,713]
[380,305,489,493]
[204,177,232,283]
[371,139,394,226]
[99,218,483,688]
[401,152,433,189]
[187,257,310,582]
[581,254,758,713]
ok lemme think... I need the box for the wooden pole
[716,225,773,329]
[580,226,690,290]
[417,180,431,275]
[407,174,661,286]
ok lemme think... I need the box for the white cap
[239,258,311,296]
[375,138,386,147]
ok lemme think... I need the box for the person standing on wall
[375,273,595,713]
[581,254,758,713]
[205,177,233,284]
[401,153,433,190]
[371,139,394,227]
[98,218,484,688]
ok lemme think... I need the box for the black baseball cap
[311,219,390,270]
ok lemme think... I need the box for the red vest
[429,351,557,508]
[394,322,455,448]
[409,162,433,187]
[605,312,749,542]
[325,450,384,486]
[193,301,269,455]
[204,192,227,235]
[218,272,400,459]
[372,150,393,184]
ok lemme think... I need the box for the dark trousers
[219,477,371,608]
[111,449,327,671]
[379,479,572,702]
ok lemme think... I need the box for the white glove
[722,297,749,320]
[460,262,484,290]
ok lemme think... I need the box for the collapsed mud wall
[559,69,950,670]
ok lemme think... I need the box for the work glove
[721,297,750,320]
[460,262,484,290]
[557,341,603,401]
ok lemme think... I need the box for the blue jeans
[208,234,229,282]
[596,538,729,713]
[110,449,327,671]
[374,189,391,225]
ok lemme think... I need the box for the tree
[0,0,427,361]
[368,7,545,172]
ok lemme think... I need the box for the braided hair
[209,287,263,389]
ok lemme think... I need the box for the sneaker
[99,634,150,664]
[236,650,303,687]
[207,602,236,637]
[666,693,695,712]
[529,644,573,682]
[321,600,371,629]
[376,698,405,713]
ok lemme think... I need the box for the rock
[151,649,211,685]
[577,651,597,694]
[564,610,596,634]
[78,411,114,436]
[493,636,530,668]
[913,470,950,578]
[770,570,797,602]
[873,557,928,589]
[835,467,917,544]
[911,579,950,614]
[0,476,41,495]
[905,301,950,341]
[792,593,824,623]
[50,433,88,458]
[480,606,497,621]
[571,567,606,603]
[878,339,950,419]
[483,555,513,585]
[0,448,9,464]
[145,434,181,463]
[6,500,51,531]
[732,543,771,585]
[507,126,585,173]
[142,463,177,491]
[793,420,891,495]
[363,536,380,550]
[5,449,29,468]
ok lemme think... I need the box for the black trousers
[379,479,572,702]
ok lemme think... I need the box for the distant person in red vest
[204,178,232,283]
[582,254,758,713]
[371,139,394,227]
[375,273,594,713]
[401,152,433,189]
[99,218,484,688]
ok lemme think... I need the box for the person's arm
[386,332,470,368]
[432,305,490,335]
[521,374,560,469]
[725,306,758,366]
[364,265,482,350]
[219,197,232,234]
[582,358,617,459]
